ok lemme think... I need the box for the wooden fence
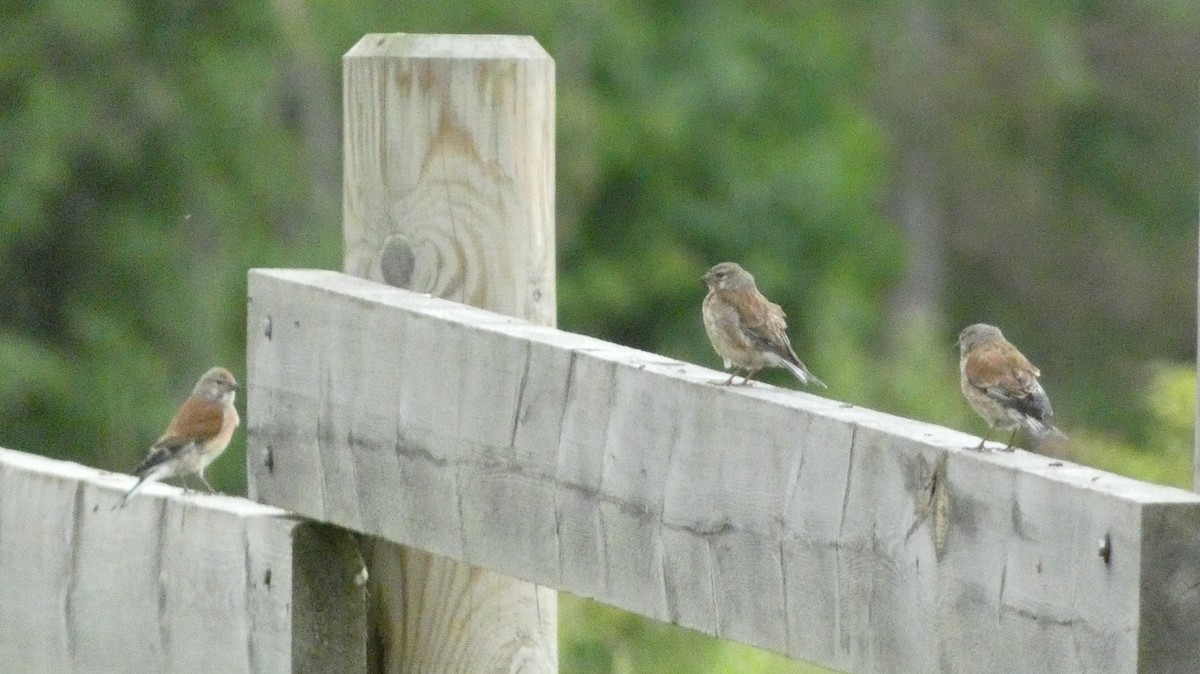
[0,447,365,672]
[2,32,1200,674]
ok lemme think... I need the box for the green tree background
[1,1,1195,672]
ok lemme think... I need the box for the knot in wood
[380,236,416,288]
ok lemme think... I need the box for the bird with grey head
[956,323,1063,451]
[701,261,826,389]
[119,366,240,507]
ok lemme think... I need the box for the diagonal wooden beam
[248,268,1200,674]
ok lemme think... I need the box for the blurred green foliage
[561,592,835,674]
[1,0,1197,671]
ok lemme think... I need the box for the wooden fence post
[342,33,556,672]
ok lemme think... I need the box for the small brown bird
[120,366,240,506]
[957,323,1061,451]
[701,262,826,388]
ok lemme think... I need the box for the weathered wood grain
[0,446,365,674]
[336,32,557,674]
[342,32,555,327]
[249,268,1200,674]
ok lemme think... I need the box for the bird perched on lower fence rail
[956,323,1063,451]
[701,261,826,388]
[119,366,240,507]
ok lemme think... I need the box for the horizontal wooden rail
[248,268,1200,674]
[0,447,366,673]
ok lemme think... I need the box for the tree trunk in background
[879,3,947,333]
[270,0,341,241]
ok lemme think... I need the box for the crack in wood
[707,536,721,638]
[657,531,673,623]
[780,537,791,654]
[455,465,469,561]
[837,425,859,541]
[508,339,534,452]
[315,360,331,514]
[1003,604,1077,627]
[997,560,1007,626]
[783,415,810,519]
[241,525,257,671]
[64,481,85,666]
[154,499,170,668]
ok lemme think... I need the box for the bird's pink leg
[739,368,761,386]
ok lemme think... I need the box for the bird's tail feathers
[118,462,175,508]
[1023,417,1066,441]
[117,476,149,509]
[784,360,827,389]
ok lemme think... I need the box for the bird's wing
[132,435,196,476]
[133,398,226,476]
[965,343,1053,421]
[165,396,227,441]
[732,289,802,364]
